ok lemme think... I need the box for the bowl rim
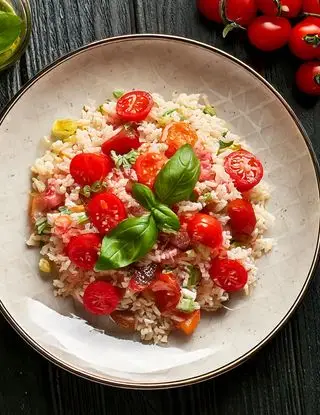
[0,34,319,389]
[0,0,32,72]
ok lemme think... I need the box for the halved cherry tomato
[224,150,263,192]
[151,273,181,312]
[66,233,101,270]
[303,0,320,14]
[70,153,113,186]
[162,122,198,158]
[289,17,320,60]
[116,91,154,122]
[256,0,302,18]
[187,213,223,249]
[110,310,136,330]
[248,16,291,52]
[83,281,122,315]
[296,61,320,95]
[30,188,64,220]
[133,152,167,188]
[177,309,201,335]
[101,125,140,155]
[210,258,248,292]
[227,199,257,236]
[87,192,127,234]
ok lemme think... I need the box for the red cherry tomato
[210,258,248,292]
[151,273,181,312]
[197,0,222,23]
[227,199,257,236]
[256,0,302,18]
[101,126,140,155]
[70,153,113,187]
[116,91,154,122]
[289,17,320,60]
[225,0,257,26]
[224,150,264,192]
[187,213,223,249]
[83,281,122,315]
[162,122,198,158]
[87,192,127,234]
[197,0,257,26]
[248,16,291,51]
[66,233,101,270]
[296,61,320,95]
[303,0,320,13]
[133,152,167,188]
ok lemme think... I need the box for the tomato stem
[302,12,320,18]
[273,0,282,16]
[303,34,320,47]
[220,0,245,38]
[222,22,245,38]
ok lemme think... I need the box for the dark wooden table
[0,1,319,414]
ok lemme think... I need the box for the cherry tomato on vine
[248,16,292,52]
[289,17,320,60]
[225,0,257,26]
[296,61,320,95]
[256,0,302,18]
[197,0,222,23]
[302,0,320,14]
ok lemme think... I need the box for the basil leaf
[132,183,157,211]
[95,215,158,270]
[151,204,180,232]
[154,144,200,206]
[0,12,21,54]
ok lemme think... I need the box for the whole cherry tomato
[302,0,320,14]
[197,0,257,26]
[248,16,292,52]
[187,213,223,249]
[197,0,222,23]
[256,0,302,18]
[289,17,320,60]
[296,61,320,95]
[227,199,257,236]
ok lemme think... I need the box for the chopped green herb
[222,130,228,138]
[162,108,177,117]
[80,181,107,198]
[77,213,89,225]
[111,149,139,169]
[217,140,234,156]
[201,192,213,203]
[186,265,201,288]
[113,89,125,99]
[80,185,91,198]
[58,206,72,214]
[35,217,51,235]
[177,298,200,313]
[97,104,105,114]
[203,105,216,116]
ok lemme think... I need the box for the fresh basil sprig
[0,12,22,54]
[95,214,158,270]
[132,183,180,232]
[154,144,200,206]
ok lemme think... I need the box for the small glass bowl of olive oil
[0,0,31,72]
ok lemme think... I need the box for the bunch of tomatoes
[197,0,320,96]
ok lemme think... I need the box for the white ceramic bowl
[0,35,319,389]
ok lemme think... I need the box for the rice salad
[27,90,274,344]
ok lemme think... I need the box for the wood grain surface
[0,1,319,414]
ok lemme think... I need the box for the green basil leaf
[0,12,22,54]
[95,214,158,270]
[132,183,157,211]
[154,144,200,205]
[151,203,180,232]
